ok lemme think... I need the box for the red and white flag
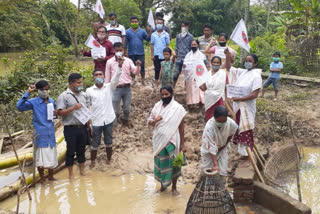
[230,19,250,53]
[94,0,105,19]
[85,34,101,49]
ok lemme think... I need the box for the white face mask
[115,52,123,57]
[97,34,105,40]
[38,90,49,99]
[181,27,188,37]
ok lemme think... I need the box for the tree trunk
[266,0,272,31]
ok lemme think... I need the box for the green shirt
[161,59,175,86]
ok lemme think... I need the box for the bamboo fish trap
[185,169,236,214]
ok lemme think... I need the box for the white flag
[230,19,250,53]
[94,0,105,19]
[85,34,101,49]
[147,9,155,29]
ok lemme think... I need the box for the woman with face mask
[182,40,206,111]
[147,85,187,195]
[16,80,58,182]
[201,106,238,176]
[204,33,237,69]
[225,50,262,168]
[199,56,229,121]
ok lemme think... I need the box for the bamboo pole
[32,134,37,186]
[224,100,236,121]
[0,138,3,154]
[16,157,26,214]
[288,119,302,202]
[246,147,265,183]
[253,144,266,163]
[253,147,265,168]
[0,107,32,200]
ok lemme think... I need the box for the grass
[283,92,312,102]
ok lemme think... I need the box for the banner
[94,0,105,19]
[230,19,250,53]
[183,59,210,87]
[147,9,155,29]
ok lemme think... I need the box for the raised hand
[27,85,36,93]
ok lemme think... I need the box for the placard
[73,105,92,125]
[226,85,251,98]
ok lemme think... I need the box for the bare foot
[80,171,86,176]
[90,161,96,169]
[106,159,110,165]
[69,175,74,180]
[239,159,251,168]
[172,189,180,195]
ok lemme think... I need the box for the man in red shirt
[82,26,115,72]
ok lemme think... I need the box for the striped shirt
[106,24,126,44]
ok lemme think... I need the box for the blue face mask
[244,62,253,70]
[75,86,83,93]
[156,24,163,31]
[110,20,116,25]
[95,77,104,85]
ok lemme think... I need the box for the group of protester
[16,11,283,194]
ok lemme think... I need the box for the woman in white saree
[147,85,187,194]
[200,56,228,121]
[201,106,238,176]
[225,50,262,167]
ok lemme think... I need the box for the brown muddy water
[278,146,320,214]
[0,170,195,214]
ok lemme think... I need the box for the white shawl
[204,69,227,111]
[148,98,187,156]
[230,68,262,133]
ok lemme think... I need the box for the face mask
[219,42,226,47]
[95,77,104,85]
[115,52,123,57]
[156,24,163,31]
[244,62,253,70]
[181,27,188,37]
[97,34,105,40]
[110,20,116,25]
[38,90,49,99]
[212,65,220,71]
[74,85,83,93]
[131,23,139,29]
[161,96,172,104]
[191,47,198,52]
[216,121,225,128]
[273,57,280,62]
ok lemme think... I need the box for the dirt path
[87,69,320,183]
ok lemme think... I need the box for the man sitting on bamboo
[200,106,238,176]
[16,80,58,182]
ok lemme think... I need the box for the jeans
[263,77,280,90]
[129,55,145,76]
[153,55,164,80]
[64,126,87,166]
[91,123,113,150]
[174,61,184,81]
[112,87,132,121]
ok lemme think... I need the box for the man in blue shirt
[151,18,170,82]
[261,52,283,101]
[16,80,58,182]
[125,16,151,85]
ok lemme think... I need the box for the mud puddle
[0,169,195,214]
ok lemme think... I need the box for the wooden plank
[0,138,3,154]
[261,72,320,83]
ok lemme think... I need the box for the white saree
[148,98,187,156]
[200,117,238,176]
[204,69,227,111]
[229,68,262,133]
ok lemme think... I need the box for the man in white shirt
[106,13,126,46]
[86,59,123,168]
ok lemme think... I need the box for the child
[158,47,176,87]
[261,52,283,101]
